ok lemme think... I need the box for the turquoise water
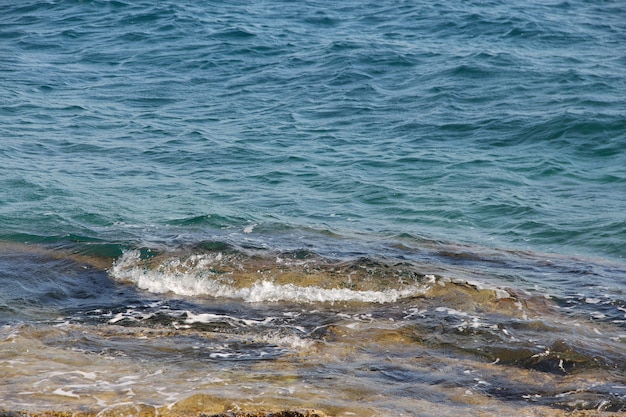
[1,1,626,415]
[2,0,625,259]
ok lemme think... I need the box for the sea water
[1,1,625,415]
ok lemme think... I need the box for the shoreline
[0,411,326,417]
[2,393,625,417]
[2,244,625,416]
[1,406,625,417]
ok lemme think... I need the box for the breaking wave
[109,249,433,303]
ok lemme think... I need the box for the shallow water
[1,0,625,415]
[1,243,625,415]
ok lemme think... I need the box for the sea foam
[109,250,427,304]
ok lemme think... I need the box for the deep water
[2,0,625,259]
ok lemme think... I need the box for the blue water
[2,0,625,260]
[1,1,626,414]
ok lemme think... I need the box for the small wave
[109,250,429,304]
[110,250,430,303]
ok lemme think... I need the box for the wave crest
[109,249,432,303]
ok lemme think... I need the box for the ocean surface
[1,0,625,415]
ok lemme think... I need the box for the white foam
[49,371,97,380]
[262,333,312,349]
[110,250,427,304]
[465,280,512,299]
[52,388,80,398]
[184,311,276,326]
[435,306,469,317]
